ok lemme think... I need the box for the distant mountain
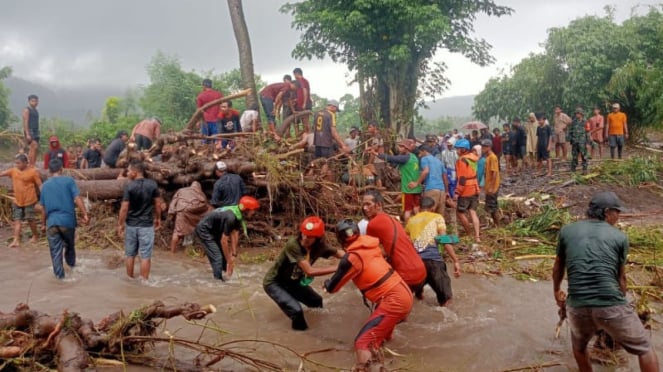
[6,77,125,127]
[420,94,475,120]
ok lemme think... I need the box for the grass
[595,156,663,186]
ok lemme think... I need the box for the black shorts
[484,191,499,213]
[314,146,334,159]
[537,146,550,161]
[456,195,479,212]
[514,145,526,159]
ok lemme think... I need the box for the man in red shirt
[260,75,296,140]
[293,68,312,133]
[196,79,223,147]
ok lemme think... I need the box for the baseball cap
[575,107,584,115]
[612,103,620,109]
[350,126,360,133]
[327,99,341,111]
[215,161,227,171]
[589,191,627,212]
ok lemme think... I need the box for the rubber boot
[291,312,308,331]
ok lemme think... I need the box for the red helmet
[300,216,325,238]
[239,196,260,211]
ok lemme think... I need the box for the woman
[263,216,344,330]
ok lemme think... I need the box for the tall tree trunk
[227,0,259,110]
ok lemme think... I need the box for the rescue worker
[453,138,481,242]
[43,135,69,170]
[324,219,414,372]
[195,196,260,280]
[263,216,344,330]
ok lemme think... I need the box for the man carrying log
[117,160,162,280]
[40,158,89,279]
[553,192,659,372]
[195,196,260,280]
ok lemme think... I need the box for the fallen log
[276,110,312,138]
[38,167,123,181]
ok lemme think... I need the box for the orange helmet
[239,196,260,211]
[300,216,325,238]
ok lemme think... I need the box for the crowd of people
[1,82,656,371]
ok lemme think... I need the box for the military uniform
[568,117,588,173]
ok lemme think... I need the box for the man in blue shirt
[40,159,89,279]
[409,145,449,216]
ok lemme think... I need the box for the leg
[289,285,323,308]
[425,260,453,306]
[570,144,579,171]
[137,226,154,280]
[124,225,139,278]
[469,209,481,242]
[46,227,66,279]
[61,227,76,268]
[27,220,39,243]
[29,140,38,167]
[264,283,308,330]
[140,259,151,280]
[198,230,225,280]
[617,136,624,159]
[125,256,136,278]
[10,220,21,247]
[456,210,472,236]
[170,233,183,254]
[567,306,597,372]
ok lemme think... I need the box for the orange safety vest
[455,152,480,197]
[345,236,402,302]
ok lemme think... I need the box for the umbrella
[461,121,488,130]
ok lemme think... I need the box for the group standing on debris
[2,79,657,372]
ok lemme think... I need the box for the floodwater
[1,242,661,371]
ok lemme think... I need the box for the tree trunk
[228,0,260,111]
[38,168,123,181]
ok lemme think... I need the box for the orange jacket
[455,152,480,197]
[324,235,403,303]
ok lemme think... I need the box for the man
[453,139,481,243]
[260,75,296,139]
[103,130,129,168]
[491,127,503,168]
[344,126,360,153]
[424,134,441,156]
[365,121,385,186]
[569,108,589,174]
[196,78,223,145]
[80,139,103,169]
[240,104,261,132]
[130,117,161,150]
[117,161,162,280]
[195,196,260,280]
[511,117,527,174]
[606,103,629,159]
[43,135,69,170]
[325,219,413,371]
[210,161,246,208]
[535,112,553,177]
[587,106,605,159]
[22,94,40,167]
[553,192,659,372]
[293,68,312,132]
[501,123,512,174]
[373,139,422,221]
[553,105,572,159]
[362,190,426,291]
[40,158,89,279]
[410,145,448,216]
[168,181,211,253]
[481,139,501,226]
[439,137,458,198]
[0,154,42,247]
[525,113,538,168]
[405,197,461,306]
[313,99,350,159]
[217,100,241,149]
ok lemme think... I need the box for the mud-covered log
[55,330,91,372]
[76,179,129,201]
[37,167,123,181]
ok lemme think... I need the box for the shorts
[567,304,651,355]
[355,281,412,350]
[124,225,155,259]
[553,131,566,144]
[314,146,334,159]
[134,134,153,150]
[514,145,526,159]
[423,189,446,215]
[402,193,421,213]
[536,146,550,161]
[484,191,499,213]
[25,129,40,144]
[609,135,625,148]
[12,203,36,221]
[456,195,478,212]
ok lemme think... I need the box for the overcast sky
[0,0,659,100]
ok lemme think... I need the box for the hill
[419,94,475,120]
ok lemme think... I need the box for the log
[77,179,128,201]
[184,89,252,131]
[276,110,312,138]
[38,167,123,181]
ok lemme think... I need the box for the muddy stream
[1,244,660,371]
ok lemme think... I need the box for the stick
[514,254,556,260]
[185,89,252,131]
[500,361,564,372]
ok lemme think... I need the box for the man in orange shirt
[605,103,628,159]
[0,154,43,247]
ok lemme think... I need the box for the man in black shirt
[210,161,245,208]
[195,196,260,280]
[117,161,161,280]
[511,118,527,174]
[103,131,129,168]
[81,139,103,169]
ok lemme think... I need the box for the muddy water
[1,243,660,371]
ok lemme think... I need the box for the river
[1,241,660,371]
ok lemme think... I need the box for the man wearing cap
[568,107,589,174]
[210,161,245,208]
[43,135,69,170]
[196,79,223,145]
[606,103,628,159]
[103,130,129,168]
[553,192,659,371]
[312,99,350,159]
[553,105,572,159]
[344,126,360,153]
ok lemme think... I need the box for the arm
[623,116,628,139]
[117,201,129,236]
[443,244,461,278]
[74,196,89,225]
[323,253,360,293]
[618,265,627,295]
[297,259,338,277]
[22,108,31,141]
[331,126,350,153]
[378,153,410,165]
[230,230,240,256]
[153,197,162,230]
[442,172,449,196]
[552,256,566,307]
[409,165,429,190]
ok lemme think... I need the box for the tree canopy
[282,0,512,136]
[0,66,14,130]
[473,6,663,132]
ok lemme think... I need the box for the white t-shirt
[240,110,259,132]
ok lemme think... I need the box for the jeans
[264,282,323,330]
[260,96,275,124]
[47,226,76,279]
[195,227,226,280]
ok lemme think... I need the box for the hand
[407,181,418,190]
[26,134,32,143]
[625,133,629,139]
[117,224,125,237]
[554,290,567,308]
[81,214,89,225]
[453,261,461,278]
[41,225,46,234]
[154,218,161,231]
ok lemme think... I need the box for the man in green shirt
[553,192,659,371]
[371,139,422,222]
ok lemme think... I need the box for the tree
[281,0,512,136]
[0,66,15,130]
[227,0,260,110]
[102,97,122,124]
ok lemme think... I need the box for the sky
[0,0,660,100]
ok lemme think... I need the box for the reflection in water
[1,245,659,371]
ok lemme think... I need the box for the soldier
[569,108,589,174]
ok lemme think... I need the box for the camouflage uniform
[568,117,588,172]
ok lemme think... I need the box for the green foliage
[595,156,663,186]
[0,66,16,130]
[282,0,512,134]
[102,96,122,123]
